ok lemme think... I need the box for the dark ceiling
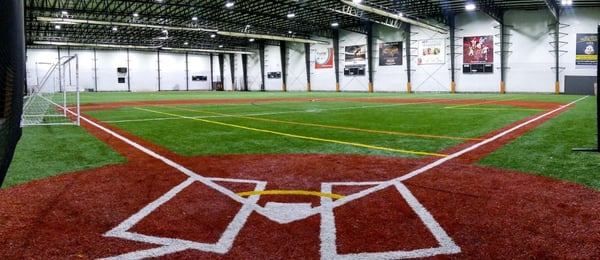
[25,0,600,53]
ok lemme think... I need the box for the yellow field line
[135,107,448,157]
[237,190,345,199]
[168,106,483,141]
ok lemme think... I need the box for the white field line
[329,96,588,208]
[79,95,586,221]
[72,95,584,259]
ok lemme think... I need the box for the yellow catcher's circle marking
[237,190,345,199]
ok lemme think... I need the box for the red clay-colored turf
[0,98,598,259]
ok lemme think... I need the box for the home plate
[261,202,314,224]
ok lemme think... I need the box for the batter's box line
[100,177,267,260]
[320,181,461,259]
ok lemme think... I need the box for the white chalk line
[330,96,588,209]
[320,181,460,259]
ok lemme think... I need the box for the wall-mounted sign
[379,42,403,66]
[344,45,366,76]
[575,33,598,67]
[417,39,444,65]
[267,72,282,79]
[463,35,493,73]
[315,48,334,69]
[192,75,208,81]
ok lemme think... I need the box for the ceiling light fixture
[112,26,118,31]
[225,2,234,8]
[249,38,255,42]
[331,22,339,27]
[561,0,573,6]
[133,12,139,17]
[54,24,61,29]
[192,16,198,21]
[465,3,476,11]
[287,13,295,18]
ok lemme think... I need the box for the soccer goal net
[22,55,80,126]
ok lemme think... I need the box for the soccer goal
[22,55,80,126]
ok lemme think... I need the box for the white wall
[339,30,370,91]
[503,10,556,93]
[559,7,600,92]
[26,48,58,89]
[373,26,407,92]
[286,42,308,91]
[95,49,130,91]
[310,37,336,91]
[222,54,233,91]
[126,50,157,92]
[454,12,502,92]
[159,52,186,91]
[247,52,262,91]
[25,7,598,94]
[410,26,451,92]
[233,53,245,91]
[264,45,283,91]
[188,54,211,91]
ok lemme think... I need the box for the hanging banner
[463,35,494,73]
[315,48,334,69]
[417,39,445,65]
[575,33,598,67]
[379,42,403,66]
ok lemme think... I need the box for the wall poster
[379,42,403,66]
[463,35,494,73]
[575,33,598,67]
[344,44,367,76]
[417,39,445,65]
[315,48,334,69]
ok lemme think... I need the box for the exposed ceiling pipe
[339,0,448,34]
[32,41,256,55]
[37,17,329,45]
[217,31,329,44]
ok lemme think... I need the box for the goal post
[22,54,81,126]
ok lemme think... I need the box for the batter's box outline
[320,181,461,259]
[101,177,460,259]
[100,177,267,259]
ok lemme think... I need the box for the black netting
[0,1,25,186]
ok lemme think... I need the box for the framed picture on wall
[379,42,403,66]
[463,35,494,73]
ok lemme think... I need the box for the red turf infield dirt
[1,98,599,259]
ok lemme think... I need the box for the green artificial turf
[85,99,540,159]
[4,92,598,191]
[2,125,126,188]
[478,96,600,190]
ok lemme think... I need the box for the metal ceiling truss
[25,0,600,53]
